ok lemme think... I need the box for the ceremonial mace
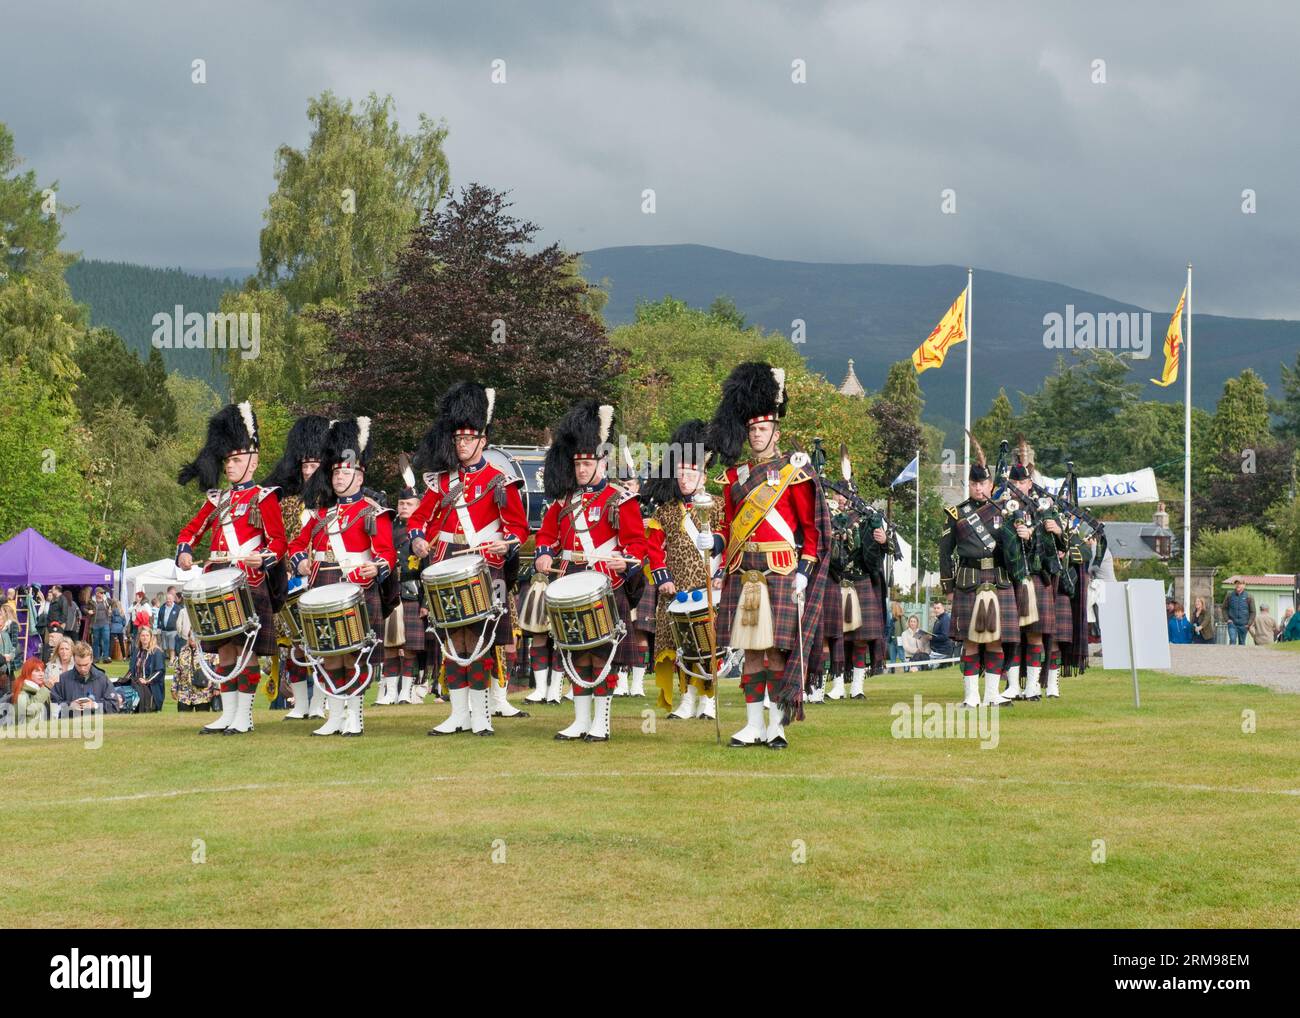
[690,488,723,746]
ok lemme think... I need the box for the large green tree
[73,327,178,440]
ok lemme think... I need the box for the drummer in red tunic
[287,417,396,737]
[176,401,287,736]
[409,382,530,737]
[532,400,649,743]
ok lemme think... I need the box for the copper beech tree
[312,184,623,476]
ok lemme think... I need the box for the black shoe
[582,733,609,742]
[341,730,363,737]
[493,709,530,719]
[1022,694,1042,702]
[555,732,583,741]
[221,727,247,736]
[850,693,865,700]
[427,726,468,736]
[198,726,227,735]
[474,729,495,737]
[766,736,788,750]
[728,737,760,748]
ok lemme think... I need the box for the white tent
[116,559,201,603]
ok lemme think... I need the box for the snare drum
[517,573,551,634]
[546,571,620,650]
[183,568,257,642]
[298,583,370,656]
[278,586,306,643]
[421,555,495,630]
[668,589,721,673]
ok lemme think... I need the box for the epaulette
[256,485,280,501]
[364,496,392,515]
[946,505,960,519]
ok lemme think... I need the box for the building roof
[838,358,866,398]
[1221,575,1296,587]
[1101,521,1173,560]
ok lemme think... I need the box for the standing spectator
[155,588,182,663]
[888,601,905,664]
[899,616,929,672]
[172,625,217,713]
[49,642,121,715]
[33,589,48,649]
[0,606,18,684]
[1190,596,1215,644]
[125,625,166,712]
[1221,580,1255,646]
[109,599,127,659]
[928,601,955,662]
[89,587,112,663]
[43,585,67,660]
[1248,605,1277,645]
[1168,603,1195,644]
[127,590,151,655]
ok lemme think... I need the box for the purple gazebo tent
[0,529,114,657]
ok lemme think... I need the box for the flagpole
[914,446,921,596]
[963,268,972,501]
[1183,262,1192,609]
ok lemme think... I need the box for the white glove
[694,533,714,552]
[792,572,808,603]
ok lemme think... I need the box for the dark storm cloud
[4,0,1298,316]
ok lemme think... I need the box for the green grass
[2,665,1297,928]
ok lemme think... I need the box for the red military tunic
[286,493,397,588]
[408,457,530,568]
[534,479,648,590]
[176,481,288,584]
[718,455,821,576]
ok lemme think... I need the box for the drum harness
[428,475,507,667]
[194,491,265,689]
[555,493,626,690]
[298,505,380,696]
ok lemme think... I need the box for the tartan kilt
[313,565,386,642]
[1019,574,1056,636]
[426,564,514,649]
[384,597,427,653]
[1054,581,1077,644]
[634,578,658,634]
[553,562,639,668]
[844,576,886,642]
[949,567,1019,643]
[821,575,845,640]
[716,549,802,654]
[199,565,278,657]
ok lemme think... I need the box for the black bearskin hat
[707,362,787,466]
[303,416,373,509]
[644,418,712,504]
[414,382,495,476]
[542,399,614,499]
[179,401,260,489]
[260,415,330,496]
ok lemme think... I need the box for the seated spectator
[900,615,929,672]
[49,634,76,680]
[49,642,121,715]
[172,626,218,713]
[125,626,166,712]
[1248,605,1277,645]
[1167,603,1195,644]
[928,601,955,660]
[1189,597,1214,643]
[1282,609,1300,643]
[5,658,53,723]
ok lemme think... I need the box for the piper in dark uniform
[409,383,531,736]
[376,455,429,706]
[287,417,397,736]
[826,483,889,701]
[532,400,649,742]
[176,402,288,735]
[260,414,330,720]
[709,363,831,750]
[938,436,1029,708]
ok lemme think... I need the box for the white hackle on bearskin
[772,367,785,406]
[598,404,614,445]
[485,387,495,427]
[237,400,256,443]
[356,416,370,453]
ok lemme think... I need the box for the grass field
[2,663,1297,928]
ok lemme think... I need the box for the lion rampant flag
[1150,286,1186,387]
[911,287,968,373]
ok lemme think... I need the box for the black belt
[959,556,997,569]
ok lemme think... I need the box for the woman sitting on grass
[6,658,53,722]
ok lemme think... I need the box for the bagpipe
[811,439,901,585]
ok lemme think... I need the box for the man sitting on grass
[49,642,121,716]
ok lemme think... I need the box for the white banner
[1033,467,1159,506]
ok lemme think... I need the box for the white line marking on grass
[45,770,1299,807]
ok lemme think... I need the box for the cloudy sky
[6,0,1299,317]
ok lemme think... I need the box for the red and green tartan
[981,646,1004,677]
[1020,575,1057,636]
[741,668,771,703]
[1026,644,1045,668]
[844,575,887,641]
[236,663,261,694]
[851,643,869,669]
[950,565,1019,641]
[961,651,980,677]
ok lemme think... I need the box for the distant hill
[578,244,1300,438]
[65,260,241,394]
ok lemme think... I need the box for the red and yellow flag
[911,287,968,373]
[1151,286,1186,387]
